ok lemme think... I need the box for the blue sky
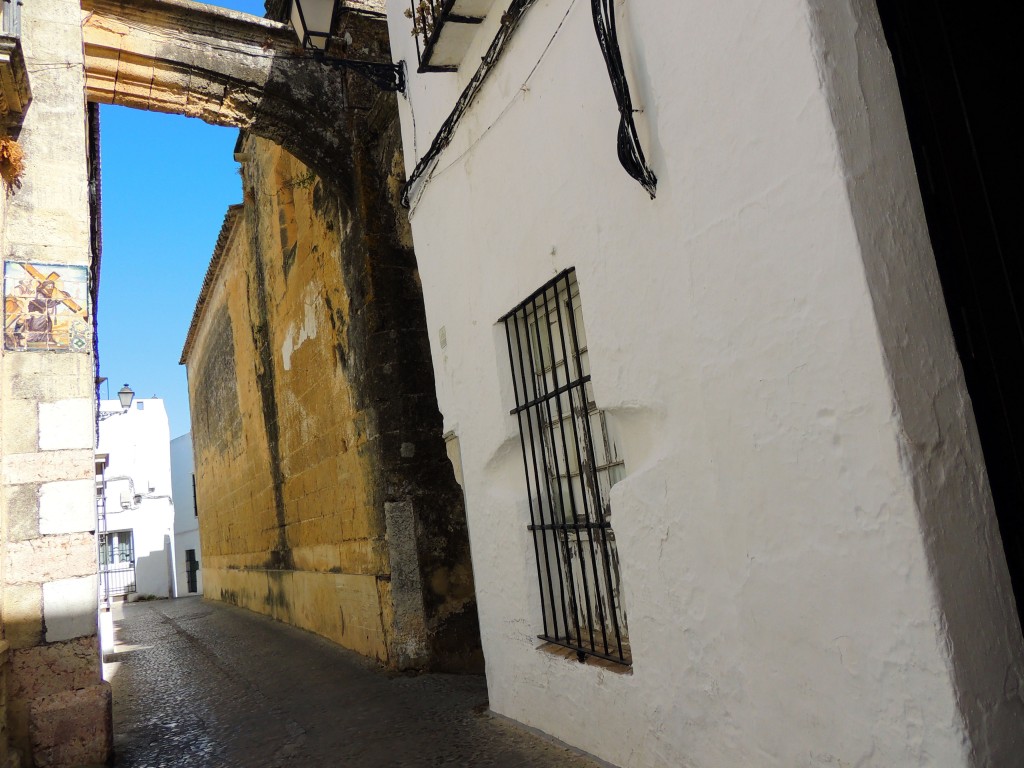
[98,1,270,438]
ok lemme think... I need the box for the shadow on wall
[130,537,174,600]
[164,534,174,597]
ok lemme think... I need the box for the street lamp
[117,383,135,409]
[289,0,406,93]
[99,383,135,421]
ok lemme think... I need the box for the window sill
[537,641,633,675]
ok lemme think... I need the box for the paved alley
[105,597,602,768]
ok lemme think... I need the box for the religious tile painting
[3,262,91,352]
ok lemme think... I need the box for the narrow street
[105,598,600,768]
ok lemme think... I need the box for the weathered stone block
[43,577,98,642]
[81,46,120,99]
[9,638,100,704]
[1,399,38,455]
[2,584,43,650]
[28,683,112,768]
[3,484,39,542]
[1,450,93,485]
[21,0,82,26]
[110,89,154,112]
[113,51,157,94]
[38,399,93,451]
[5,354,94,400]
[6,533,96,584]
[38,479,95,535]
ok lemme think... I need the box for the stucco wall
[385,0,1024,765]
[184,134,480,671]
[170,432,201,596]
[97,398,175,600]
[1,1,110,765]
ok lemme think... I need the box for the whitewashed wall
[386,0,1024,765]
[170,432,202,596]
[97,398,175,599]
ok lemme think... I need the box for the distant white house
[96,397,175,600]
[170,432,203,596]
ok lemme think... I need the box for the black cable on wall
[591,0,656,198]
[402,0,542,208]
[401,0,657,207]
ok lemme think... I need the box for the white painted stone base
[43,576,98,643]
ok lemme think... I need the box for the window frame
[500,268,630,665]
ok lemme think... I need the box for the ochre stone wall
[187,154,393,659]
[185,132,479,670]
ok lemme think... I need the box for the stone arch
[81,0,381,179]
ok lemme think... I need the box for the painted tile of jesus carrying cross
[3,262,91,352]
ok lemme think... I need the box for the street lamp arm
[289,0,406,93]
[316,54,405,93]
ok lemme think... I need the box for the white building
[384,1,1024,766]
[97,396,175,600]
[170,432,203,596]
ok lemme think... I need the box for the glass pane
[292,0,334,43]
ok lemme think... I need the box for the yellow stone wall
[187,140,394,662]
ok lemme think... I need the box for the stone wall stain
[190,306,241,461]
[183,11,480,671]
[243,194,293,574]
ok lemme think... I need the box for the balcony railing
[1,0,21,36]
[409,0,495,72]
[0,0,30,121]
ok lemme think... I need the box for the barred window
[501,269,630,665]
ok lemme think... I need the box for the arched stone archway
[82,0,380,178]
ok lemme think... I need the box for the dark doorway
[875,2,1023,623]
[185,549,199,594]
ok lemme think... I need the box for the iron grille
[99,531,136,597]
[407,0,485,73]
[501,269,630,665]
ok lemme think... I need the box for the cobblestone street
[104,598,600,768]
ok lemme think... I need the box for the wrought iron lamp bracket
[314,51,406,94]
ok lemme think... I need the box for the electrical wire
[401,0,543,208]
[591,0,656,198]
[428,0,580,182]
[402,0,657,208]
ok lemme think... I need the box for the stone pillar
[1,1,111,765]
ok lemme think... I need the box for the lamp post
[116,383,135,409]
[98,383,135,420]
[290,0,406,93]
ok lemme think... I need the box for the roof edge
[179,204,245,365]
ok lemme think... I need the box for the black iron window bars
[99,531,137,597]
[501,269,630,665]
